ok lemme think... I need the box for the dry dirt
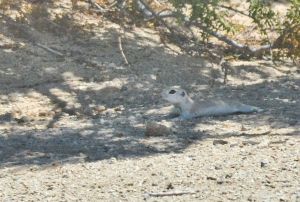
[0,1,299,201]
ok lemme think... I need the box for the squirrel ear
[181,91,185,97]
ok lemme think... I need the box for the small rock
[116,132,124,137]
[214,165,222,170]
[142,115,148,120]
[48,111,55,117]
[145,122,171,137]
[95,105,106,113]
[166,183,174,189]
[0,113,12,122]
[54,108,62,114]
[217,180,224,185]
[15,116,30,124]
[230,143,239,147]
[260,160,268,167]
[207,176,217,181]
[213,139,228,145]
[242,140,259,146]
[39,112,47,117]
[126,182,134,186]
[114,105,124,112]
[258,140,270,148]
[64,107,76,115]
[120,86,128,92]
[288,120,298,126]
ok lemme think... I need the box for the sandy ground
[0,1,299,201]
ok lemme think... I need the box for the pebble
[0,113,12,121]
[15,116,31,124]
[166,183,174,189]
[213,139,228,145]
[260,160,269,168]
[242,140,259,146]
[144,122,171,137]
[95,105,106,113]
[207,176,217,181]
[230,143,239,147]
[38,112,47,117]
[214,165,222,170]
[258,140,270,148]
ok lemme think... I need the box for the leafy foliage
[248,0,278,36]
[170,0,234,40]
[286,0,300,26]
[1,0,299,61]
[273,0,300,61]
[167,0,300,60]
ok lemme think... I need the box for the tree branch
[135,0,175,33]
[133,1,275,56]
[218,5,251,18]
[190,21,273,55]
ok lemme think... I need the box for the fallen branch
[118,36,129,65]
[145,190,197,197]
[36,43,64,57]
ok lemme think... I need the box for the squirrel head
[161,86,188,105]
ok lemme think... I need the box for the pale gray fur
[161,86,263,120]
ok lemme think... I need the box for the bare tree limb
[188,21,274,55]
[132,1,276,57]
[84,0,294,59]
[136,0,175,33]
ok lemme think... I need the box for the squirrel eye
[169,90,176,94]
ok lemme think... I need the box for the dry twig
[145,190,197,197]
[118,36,129,65]
[220,58,230,84]
[36,43,64,57]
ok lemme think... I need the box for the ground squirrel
[161,86,263,120]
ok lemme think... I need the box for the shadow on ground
[0,8,299,168]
